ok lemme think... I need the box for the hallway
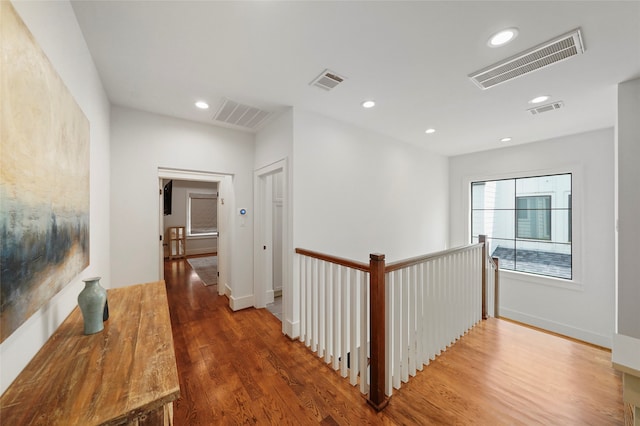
[164,258,624,425]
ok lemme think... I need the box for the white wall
[616,78,640,340]
[110,107,254,304]
[293,110,449,262]
[255,108,293,170]
[288,109,449,338]
[612,78,640,374]
[450,128,615,348]
[1,1,111,394]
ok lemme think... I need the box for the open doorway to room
[158,168,231,298]
[162,179,219,288]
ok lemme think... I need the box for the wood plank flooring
[165,258,624,425]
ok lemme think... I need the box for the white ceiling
[70,1,640,156]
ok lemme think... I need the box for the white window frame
[465,165,583,291]
[516,195,552,241]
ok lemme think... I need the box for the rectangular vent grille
[469,28,584,90]
[213,98,271,130]
[310,69,346,91]
[528,101,564,115]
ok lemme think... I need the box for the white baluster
[300,255,306,344]
[332,264,340,371]
[408,265,417,378]
[360,271,368,394]
[416,262,425,371]
[311,258,318,352]
[349,268,358,386]
[340,266,349,378]
[400,269,409,384]
[318,260,325,358]
[393,270,402,389]
[306,257,312,346]
[325,262,332,364]
[424,260,432,364]
[385,271,393,396]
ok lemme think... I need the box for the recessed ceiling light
[500,137,512,142]
[529,95,550,104]
[425,128,436,134]
[195,101,209,109]
[362,100,376,108]
[488,28,519,47]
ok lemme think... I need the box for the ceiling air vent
[528,101,564,115]
[310,69,346,91]
[469,28,584,90]
[212,98,271,130]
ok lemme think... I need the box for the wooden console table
[0,281,180,425]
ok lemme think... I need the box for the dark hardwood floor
[165,258,624,425]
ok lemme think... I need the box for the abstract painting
[0,2,90,343]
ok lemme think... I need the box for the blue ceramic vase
[78,277,107,335]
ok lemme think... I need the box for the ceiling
[70,1,640,156]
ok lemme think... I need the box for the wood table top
[0,281,180,425]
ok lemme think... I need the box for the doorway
[254,160,288,327]
[158,168,231,297]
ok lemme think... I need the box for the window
[516,196,551,240]
[471,174,572,280]
[187,193,217,237]
[568,194,572,242]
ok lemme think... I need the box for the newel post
[493,257,500,318]
[479,235,487,320]
[368,253,388,411]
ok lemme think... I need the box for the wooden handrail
[295,248,370,272]
[296,243,483,275]
[384,243,483,273]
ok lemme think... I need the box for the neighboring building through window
[187,192,218,236]
[471,174,572,280]
[516,195,551,240]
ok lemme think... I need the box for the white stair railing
[384,244,483,395]
[297,251,371,395]
[295,236,496,408]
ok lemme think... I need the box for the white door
[254,161,287,311]
[272,174,284,293]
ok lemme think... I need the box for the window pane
[472,180,515,210]
[472,209,515,240]
[515,240,571,279]
[551,208,571,243]
[190,196,217,234]
[490,238,515,271]
[516,196,551,240]
[471,182,485,210]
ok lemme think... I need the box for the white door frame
[158,167,232,297]
[254,160,288,319]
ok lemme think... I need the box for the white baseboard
[229,292,254,311]
[265,289,274,305]
[500,308,612,348]
[613,333,640,376]
[284,319,300,339]
[186,247,216,256]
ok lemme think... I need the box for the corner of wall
[229,292,254,311]
[283,319,300,339]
